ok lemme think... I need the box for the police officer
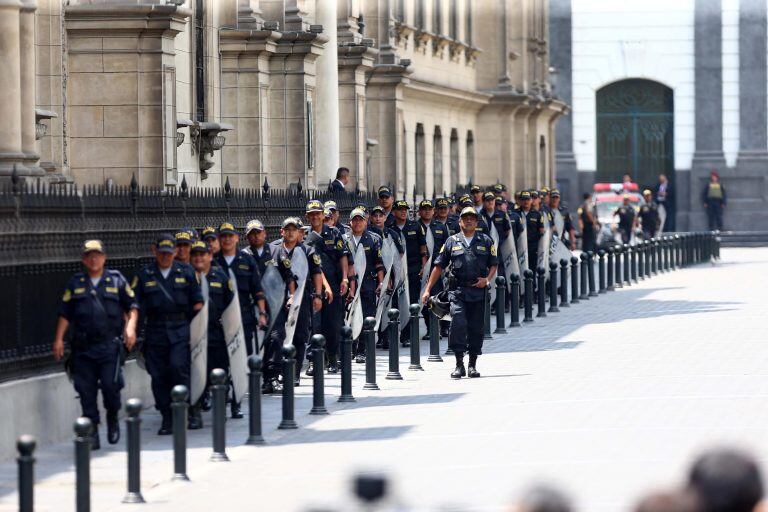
[435,197,453,232]
[417,199,449,339]
[215,222,267,416]
[305,199,350,374]
[639,190,661,239]
[54,240,138,449]
[133,234,203,435]
[702,170,727,231]
[578,193,598,252]
[518,191,545,272]
[388,200,427,347]
[175,230,194,264]
[470,185,484,211]
[201,226,220,255]
[613,195,637,245]
[269,217,324,385]
[377,186,395,225]
[368,205,405,349]
[242,219,271,276]
[189,240,234,426]
[550,189,576,250]
[345,207,384,362]
[422,207,497,379]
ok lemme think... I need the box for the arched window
[416,124,426,195]
[433,126,443,195]
[466,130,475,184]
[450,129,459,189]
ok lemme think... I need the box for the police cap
[459,197,474,207]
[201,226,217,241]
[550,189,561,198]
[643,189,652,196]
[530,190,540,199]
[218,222,237,235]
[282,217,301,229]
[419,199,434,209]
[82,239,105,255]
[306,200,324,214]
[520,191,532,199]
[175,230,193,245]
[323,200,338,212]
[492,183,505,193]
[393,200,409,210]
[460,206,478,218]
[378,186,392,198]
[435,198,449,208]
[470,185,482,193]
[483,191,495,201]
[155,233,176,253]
[350,207,367,220]
[371,205,385,215]
[245,219,265,235]
[190,241,209,254]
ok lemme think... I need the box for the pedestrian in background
[702,171,727,231]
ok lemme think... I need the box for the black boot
[231,401,243,419]
[90,424,101,450]
[451,353,466,379]
[200,389,212,412]
[305,361,314,376]
[327,355,339,374]
[157,410,173,436]
[468,354,480,378]
[106,410,120,445]
[188,404,204,430]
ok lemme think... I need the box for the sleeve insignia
[490,245,497,256]
[62,289,72,302]
[313,254,321,265]
[131,276,139,289]
[283,258,291,268]
[125,284,135,298]
[336,240,343,249]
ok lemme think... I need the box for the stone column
[0,0,24,176]
[19,0,41,174]
[549,0,577,206]
[737,0,768,167]
[314,0,340,186]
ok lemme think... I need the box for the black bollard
[579,253,589,300]
[309,334,329,415]
[636,243,643,280]
[664,237,671,271]
[598,250,606,292]
[210,368,229,460]
[614,245,624,287]
[122,399,144,504]
[246,355,266,444]
[657,237,664,272]
[630,244,638,282]
[509,273,521,326]
[428,308,443,361]
[483,286,492,340]
[386,309,403,380]
[570,256,580,304]
[559,259,569,307]
[654,239,661,273]
[623,244,632,285]
[587,251,598,297]
[171,385,189,480]
[339,326,355,402]
[536,267,547,318]
[74,418,92,512]
[645,241,652,278]
[548,262,559,313]
[523,269,535,321]
[607,247,615,290]
[408,304,424,370]
[495,276,508,332]
[278,345,298,429]
[17,435,35,512]
[363,317,380,388]
[672,235,680,270]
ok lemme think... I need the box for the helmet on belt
[428,290,451,321]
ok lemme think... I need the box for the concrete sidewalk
[0,248,766,511]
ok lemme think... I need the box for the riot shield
[189,273,209,404]
[222,270,248,403]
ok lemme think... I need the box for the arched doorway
[596,79,674,188]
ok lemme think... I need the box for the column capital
[64,4,191,37]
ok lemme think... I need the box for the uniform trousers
[144,322,190,413]
[447,292,485,356]
[72,339,123,425]
[320,282,343,358]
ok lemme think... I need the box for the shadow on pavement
[268,425,415,446]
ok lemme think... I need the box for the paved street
[0,247,766,511]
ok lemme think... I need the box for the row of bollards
[15,232,718,510]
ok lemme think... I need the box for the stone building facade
[1,0,566,195]
[551,0,768,231]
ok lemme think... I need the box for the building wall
[571,0,695,173]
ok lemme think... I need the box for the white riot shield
[344,234,367,339]
[375,236,397,332]
[517,218,529,274]
[283,248,309,348]
[499,226,520,294]
[488,220,500,305]
[553,208,565,238]
[537,221,552,279]
[222,270,248,403]
[550,236,573,269]
[258,261,286,356]
[419,225,434,306]
[396,233,410,332]
[189,274,209,404]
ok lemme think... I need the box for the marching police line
[17,184,718,511]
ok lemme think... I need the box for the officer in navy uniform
[215,221,267,416]
[417,199,449,339]
[242,219,272,275]
[434,197,452,233]
[189,240,234,426]
[175,230,194,264]
[422,207,497,379]
[368,205,405,349]
[639,190,661,239]
[305,199,350,374]
[470,185,484,211]
[201,226,220,255]
[377,186,396,225]
[268,217,324,385]
[133,234,204,435]
[518,191,545,272]
[346,207,384,362]
[550,190,576,250]
[387,200,428,346]
[54,240,138,449]
[613,195,637,244]
[578,193,598,253]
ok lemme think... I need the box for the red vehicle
[591,183,646,247]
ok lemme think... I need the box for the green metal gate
[596,79,674,186]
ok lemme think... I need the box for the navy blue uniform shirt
[434,232,498,302]
[133,261,203,319]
